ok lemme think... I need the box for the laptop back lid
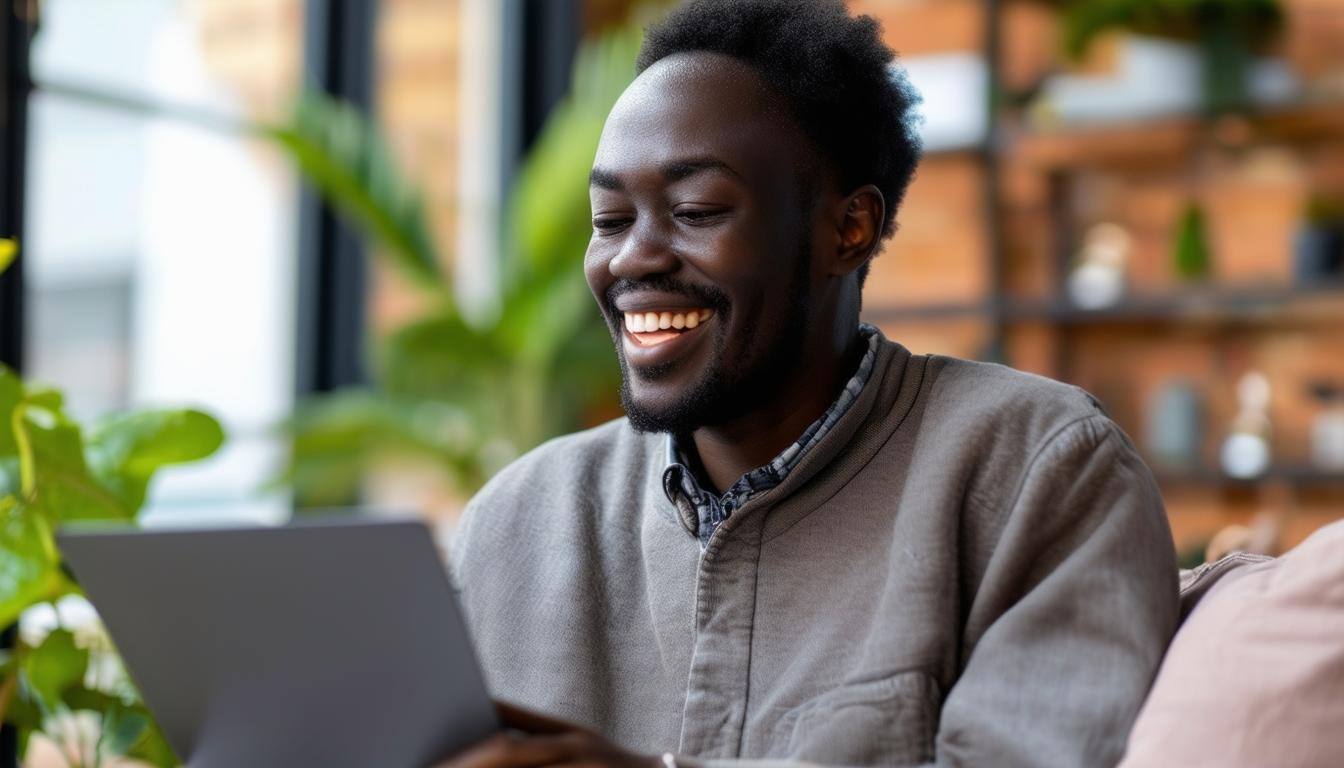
[57,518,497,768]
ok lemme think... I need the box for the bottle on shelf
[1146,379,1204,471]
[1221,370,1273,480]
[1067,222,1131,309]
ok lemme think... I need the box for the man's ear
[830,184,885,278]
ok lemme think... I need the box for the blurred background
[2,0,1344,568]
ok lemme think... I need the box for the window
[23,0,304,524]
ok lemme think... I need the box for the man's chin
[621,388,699,434]
[620,373,727,435]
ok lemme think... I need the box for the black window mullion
[0,0,33,375]
[295,0,377,397]
[0,3,33,763]
[499,0,581,202]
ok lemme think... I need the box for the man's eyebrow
[588,158,744,190]
[589,167,624,190]
[661,157,742,183]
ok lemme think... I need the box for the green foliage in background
[1058,0,1283,114]
[0,243,224,766]
[272,26,639,506]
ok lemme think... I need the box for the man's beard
[607,242,812,435]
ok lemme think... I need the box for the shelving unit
[859,0,1344,555]
[1011,103,1344,171]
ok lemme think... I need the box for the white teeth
[622,309,713,334]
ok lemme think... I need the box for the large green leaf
[86,409,225,514]
[62,680,178,766]
[285,390,483,507]
[497,266,602,368]
[378,310,503,401]
[264,95,446,294]
[0,366,22,456]
[0,497,63,629]
[0,657,43,739]
[23,629,88,715]
[12,405,128,521]
[123,710,179,768]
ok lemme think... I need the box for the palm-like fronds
[262,97,446,294]
[273,25,641,506]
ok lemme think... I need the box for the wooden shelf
[865,301,991,323]
[1009,102,1344,171]
[866,281,1344,325]
[1007,281,1344,326]
[1155,465,1344,490]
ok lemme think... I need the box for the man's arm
[924,415,1179,767]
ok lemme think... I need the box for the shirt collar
[661,324,881,545]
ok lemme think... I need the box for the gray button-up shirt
[453,328,1178,767]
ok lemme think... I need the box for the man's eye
[592,216,633,233]
[674,208,728,224]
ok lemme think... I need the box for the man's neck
[688,329,866,495]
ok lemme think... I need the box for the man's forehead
[593,53,795,175]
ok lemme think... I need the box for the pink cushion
[1120,520,1344,767]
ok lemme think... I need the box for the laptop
[57,517,498,768]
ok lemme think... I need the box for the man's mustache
[603,276,731,318]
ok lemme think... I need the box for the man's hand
[433,701,663,768]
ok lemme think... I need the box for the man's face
[585,53,822,434]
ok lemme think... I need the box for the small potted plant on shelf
[1056,0,1286,115]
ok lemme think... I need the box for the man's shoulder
[923,354,1106,437]
[458,417,657,530]
[450,417,665,586]
[909,353,1138,486]
[481,416,650,491]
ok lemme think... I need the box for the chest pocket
[774,670,940,766]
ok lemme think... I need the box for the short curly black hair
[637,0,922,276]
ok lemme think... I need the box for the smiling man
[443,2,1178,767]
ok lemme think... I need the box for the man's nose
[607,218,679,281]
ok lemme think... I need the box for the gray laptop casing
[57,518,498,768]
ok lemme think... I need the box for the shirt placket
[677,507,765,758]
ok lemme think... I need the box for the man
[442,1,1178,766]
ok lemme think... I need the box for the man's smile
[617,308,717,368]
[623,308,714,344]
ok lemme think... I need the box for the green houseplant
[0,241,226,766]
[1058,0,1284,115]
[275,24,640,506]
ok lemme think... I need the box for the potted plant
[1,239,226,767]
[1057,0,1285,115]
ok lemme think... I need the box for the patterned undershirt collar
[662,324,880,547]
